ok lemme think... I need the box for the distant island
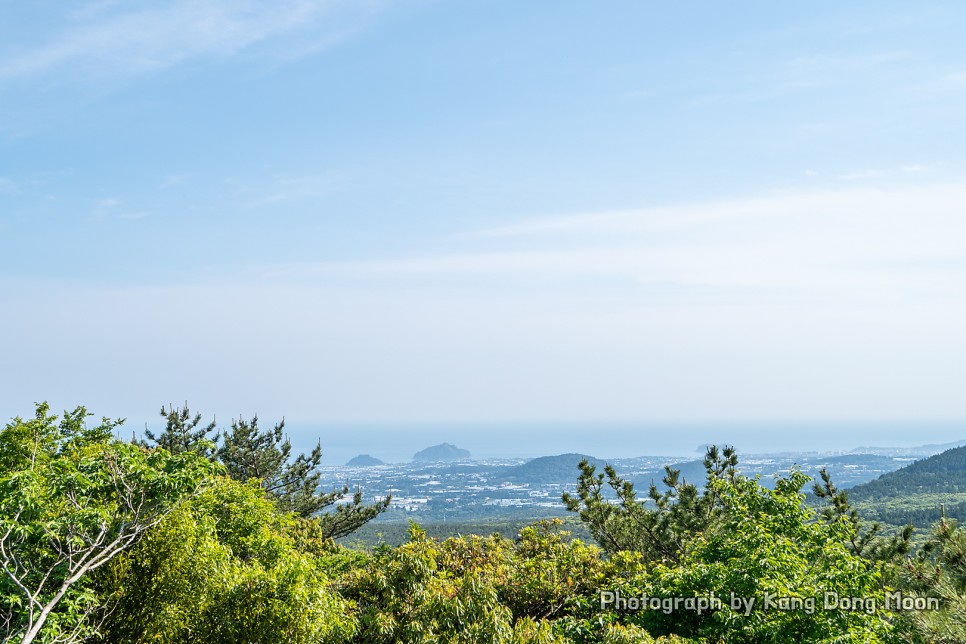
[413,443,471,462]
[346,454,385,467]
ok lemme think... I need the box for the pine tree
[140,403,218,458]
[218,414,389,536]
[813,467,913,561]
[562,445,739,561]
[142,405,388,537]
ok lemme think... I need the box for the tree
[140,403,218,459]
[218,414,389,537]
[218,414,321,515]
[564,449,898,642]
[99,477,357,644]
[614,470,895,642]
[0,403,217,644]
[813,467,913,562]
[338,523,572,644]
[562,446,738,561]
[141,406,389,538]
[879,515,966,643]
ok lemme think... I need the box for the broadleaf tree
[0,403,218,644]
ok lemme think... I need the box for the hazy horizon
[277,420,966,465]
[4,3,966,434]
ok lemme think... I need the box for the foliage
[98,476,356,644]
[562,445,739,561]
[140,404,218,459]
[812,447,966,531]
[12,400,966,644]
[848,446,966,501]
[610,471,894,643]
[850,495,966,529]
[140,405,389,536]
[0,403,217,644]
[887,517,966,643]
[338,521,611,643]
[219,414,323,515]
[560,449,913,642]
[813,467,914,561]
[219,414,391,533]
[500,520,609,621]
[338,516,591,549]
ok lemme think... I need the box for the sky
[2,1,966,448]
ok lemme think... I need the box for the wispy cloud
[782,51,913,81]
[690,50,915,108]
[837,163,937,181]
[117,211,149,220]
[0,0,363,83]
[242,172,345,208]
[7,181,966,422]
[258,181,966,306]
[837,169,883,181]
[92,197,147,220]
[0,178,18,195]
[161,174,188,188]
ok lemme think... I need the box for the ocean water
[283,420,966,466]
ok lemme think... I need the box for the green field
[338,515,593,549]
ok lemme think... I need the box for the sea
[281,420,966,466]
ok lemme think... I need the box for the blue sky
[3,1,966,432]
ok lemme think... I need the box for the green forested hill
[845,444,966,526]
[848,445,966,500]
[504,453,602,483]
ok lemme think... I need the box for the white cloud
[242,173,344,208]
[691,50,915,107]
[836,169,883,181]
[248,182,966,317]
[90,197,146,220]
[0,0,362,82]
[5,182,966,423]
[783,52,912,79]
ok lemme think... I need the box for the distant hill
[346,454,384,467]
[845,439,966,458]
[413,443,471,462]
[848,445,966,500]
[505,453,602,483]
[845,445,966,527]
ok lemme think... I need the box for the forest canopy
[3,403,966,643]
